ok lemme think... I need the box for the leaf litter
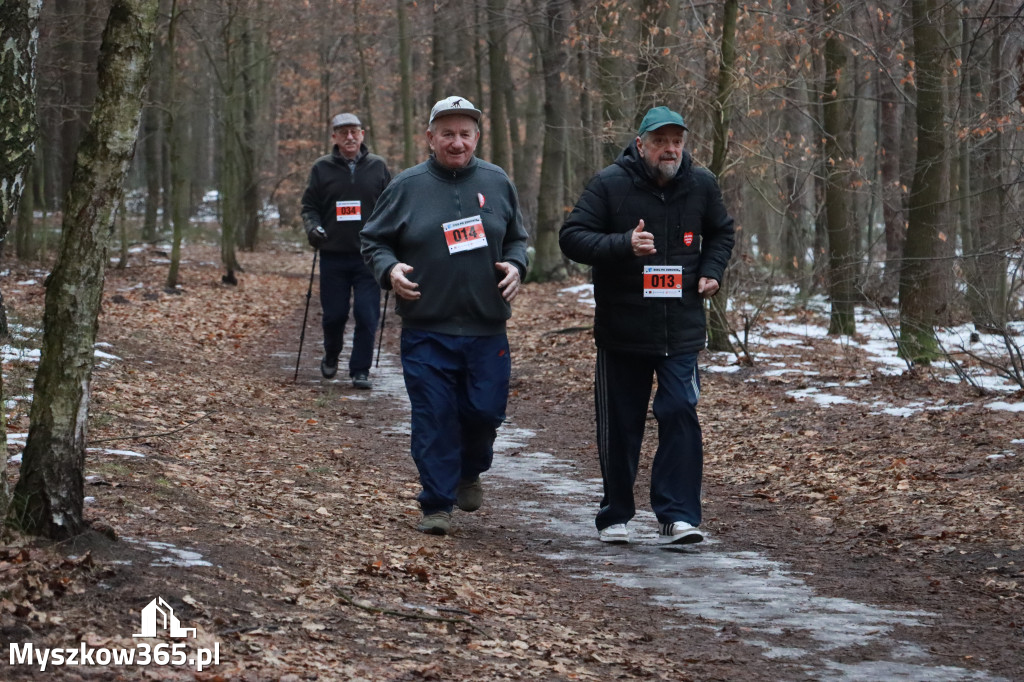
[0,242,1020,680]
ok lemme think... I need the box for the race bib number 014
[643,265,683,298]
[443,215,488,254]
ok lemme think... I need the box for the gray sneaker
[456,477,483,512]
[417,511,451,535]
[351,372,371,389]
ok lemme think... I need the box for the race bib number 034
[443,215,488,254]
[336,200,361,221]
[643,265,683,298]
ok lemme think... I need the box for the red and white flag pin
[478,193,486,208]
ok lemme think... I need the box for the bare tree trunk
[530,0,569,282]
[238,14,263,250]
[10,0,158,538]
[595,3,633,162]
[352,0,377,150]
[429,1,445,105]
[16,164,39,260]
[141,103,162,241]
[878,65,904,302]
[486,0,510,170]
[705,0,737,353]
[822,1,856,336]
[165,0,188,290]
[0,0,43,525]
[971,0,1011,331]
[398,0,415,168]
[899,0,946,364]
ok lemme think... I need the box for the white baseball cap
[429,96,481,124]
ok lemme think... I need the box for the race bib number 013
[443,215,488,254]
[336,200,361,221]
[643,265,683,298]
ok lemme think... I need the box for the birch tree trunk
[0,0,43,525]
[9,0,159,538]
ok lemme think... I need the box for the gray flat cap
[331,113,361,128]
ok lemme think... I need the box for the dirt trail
[2,244,1021,681]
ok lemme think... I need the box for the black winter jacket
[559,142,735,356]
[300,144,391,254]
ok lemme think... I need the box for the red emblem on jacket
[478,193,486,208]
[683,232,694,246]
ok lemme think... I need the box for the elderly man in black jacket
[559,106,735,546]
[302,113,392,388]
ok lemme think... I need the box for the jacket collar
[427,155,478,180]
[332,143,368,165]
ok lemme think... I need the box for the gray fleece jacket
[360,155,530,336]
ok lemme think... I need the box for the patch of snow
[786,387,854,406]
[87,448,146,458]
[986,401,1024,412]
[705,365,740,374]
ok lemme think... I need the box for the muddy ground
[1,243,1022,681]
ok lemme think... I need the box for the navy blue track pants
[400,329,511,514]
[318,251,381,377]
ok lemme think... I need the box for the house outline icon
[133,597,197,638]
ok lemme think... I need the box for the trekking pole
[375,290,389,368]
[294,250,319,382]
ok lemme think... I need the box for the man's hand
[495,262,521,302]
[307,226,328,248]
[390,263,421,300]
[698,277,720,299]
[631,219,656,256]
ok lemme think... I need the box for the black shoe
[351,371,371,389]
[320,355,339,379]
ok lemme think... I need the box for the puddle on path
[291,344,1007,681]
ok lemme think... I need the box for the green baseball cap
[638,106,688,135]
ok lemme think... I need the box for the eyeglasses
[333,127,362,138]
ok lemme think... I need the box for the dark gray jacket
[301,143,391,254]
[361,156,529,336]
[559,142,735,356]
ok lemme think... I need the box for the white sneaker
[598,523,630,544]
[658,521,704,545]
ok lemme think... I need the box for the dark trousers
[318,251,381,376]
[594,349,703,530]
[400,330,511,514]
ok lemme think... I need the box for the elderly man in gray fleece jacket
[361,95,530,536]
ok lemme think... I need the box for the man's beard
[645,157,681,183]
